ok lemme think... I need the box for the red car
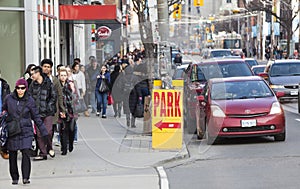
[198,76,286,144]
[183,59,254,134]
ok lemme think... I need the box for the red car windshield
[211,80,274,100]
[195,62,253,82]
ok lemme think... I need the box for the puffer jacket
[28,75,57,117]
[2,91,48,151]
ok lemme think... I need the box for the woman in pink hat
[2,78,48,185]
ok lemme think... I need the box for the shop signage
[97,26,112,39]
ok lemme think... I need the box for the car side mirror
[275,91,285,98]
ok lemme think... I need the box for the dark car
[201,49,232,59]
[197,76,286,144]
[184,59,254,134]
[251,65,266,75]
[259,59,300,101]
[245,58,259,68]
[172,64,189,80]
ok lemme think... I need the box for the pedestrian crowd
[0,48,150,185]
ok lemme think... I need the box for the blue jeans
[95,91,108,115]
[89,92,97,112]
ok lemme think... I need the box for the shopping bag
[134,100,144,118]
[74,99,87,113]
[107,93,114,105]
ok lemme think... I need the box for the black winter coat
[2,91,48,151]
[110,71,123,102]
[28,76,57,117]
[120,67,142,114]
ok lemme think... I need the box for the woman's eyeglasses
[16,87,26,90]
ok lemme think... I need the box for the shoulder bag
[99,79,110,93]
[7,101,27,137]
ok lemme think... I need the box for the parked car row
[171,56,287,145]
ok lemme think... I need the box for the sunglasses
[16,87,26,90]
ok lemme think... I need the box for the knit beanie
[15,78,28,90]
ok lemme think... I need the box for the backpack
[123,76,135,93]
[0,112,8,147]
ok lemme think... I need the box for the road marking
[295,119,300,122]
[156,166,169,189]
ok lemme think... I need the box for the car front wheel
[274,131,286,141]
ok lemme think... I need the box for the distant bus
[214,31,242,53]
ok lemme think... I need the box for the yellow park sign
[152,88,183,150]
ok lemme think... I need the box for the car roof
[244,58,258,61]
[210,76,263,83]
[203,48,231,51]
[251,65,266,68]
[273,59,300,64]
[176,64,189,69]
[199,58,246,65]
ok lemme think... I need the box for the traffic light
[173,4,181,19]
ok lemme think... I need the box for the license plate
[290,90,298,96]
[241,120,256,127]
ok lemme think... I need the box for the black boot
[126,114,130,127]
[131,116,136,128]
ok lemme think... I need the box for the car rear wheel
[274,131,286,141]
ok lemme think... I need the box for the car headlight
[269,84,285,89]
[211,105,225,117]
[270,102,282,114]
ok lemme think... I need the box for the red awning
[59,5,122,24]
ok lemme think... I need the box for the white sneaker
[55,142,60,147]
[49,150,55,158]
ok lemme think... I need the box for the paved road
[164,101,300,189]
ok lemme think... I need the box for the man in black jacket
[0,69,10,159]
[28,66,57,160]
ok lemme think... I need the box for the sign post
[152,80,183,150]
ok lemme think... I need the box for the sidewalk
[0,105,188,188]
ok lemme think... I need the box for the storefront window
[0,0,24,7]
[37,0,57,63]
[0,11,25,86]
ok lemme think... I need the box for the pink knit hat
[15,78,28,90]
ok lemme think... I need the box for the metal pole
[299,0,300,53]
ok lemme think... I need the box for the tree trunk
[137,11,156,88]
